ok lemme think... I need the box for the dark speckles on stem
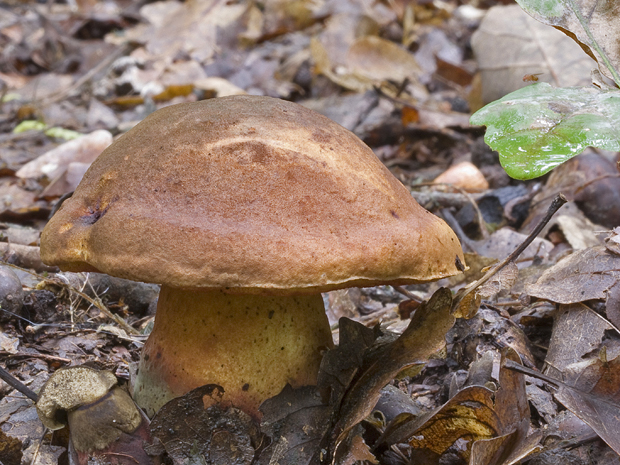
[268,310,274,319]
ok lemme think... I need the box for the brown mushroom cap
[41,96,464,293]
[36,366,118,430]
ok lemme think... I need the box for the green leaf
[44,127,82,140]
[470,83,620,180]
[13,120,47,133]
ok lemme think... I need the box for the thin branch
[0,364,38,402]
[451,194,567,312]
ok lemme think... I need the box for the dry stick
[451,193,567,312]
[0,364,38,402]
[0,350,71,364]
[393,285,422,303]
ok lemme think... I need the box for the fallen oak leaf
[527,247,620,305]
[327,287,454,463]
[378,348,541,464]
[379,385,499,459]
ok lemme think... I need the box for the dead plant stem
[451,193,567,312]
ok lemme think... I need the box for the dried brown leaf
[453,290,481,319]
[258,385,330,465]
[333,431,377,465]
[517,0,620,81]
[324,288,454,462]
[527,247,620,304]
[385,385,498,458]
[149,385,258,465]
[554,384,620,455]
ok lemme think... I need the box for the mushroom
[40,96,465,418]
[36,366,146,455]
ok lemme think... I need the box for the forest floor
[1,0,620,464]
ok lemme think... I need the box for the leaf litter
[2,0,620,464]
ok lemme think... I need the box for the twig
[393,286,422,303]
[30,430,46,465]
[0,364,38,402]
[410,190,484,210]
[0,350,71,364]
[502,359,561,387]
[451,194,567,312]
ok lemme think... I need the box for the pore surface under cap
[41,96,464,293]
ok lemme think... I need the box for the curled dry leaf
[329,288,454,460]
[383,385,499,458]
[380,348,540,464]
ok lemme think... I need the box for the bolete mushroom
[40,96,465,418]
[36,366,148,459]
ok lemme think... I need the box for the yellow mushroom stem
[133,286,334,418]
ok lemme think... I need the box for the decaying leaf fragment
[606,227,620,255]
[478,262,519,298]
[148,385,259,465]
[258,385,331,465]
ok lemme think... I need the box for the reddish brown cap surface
[41,96,464,293]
